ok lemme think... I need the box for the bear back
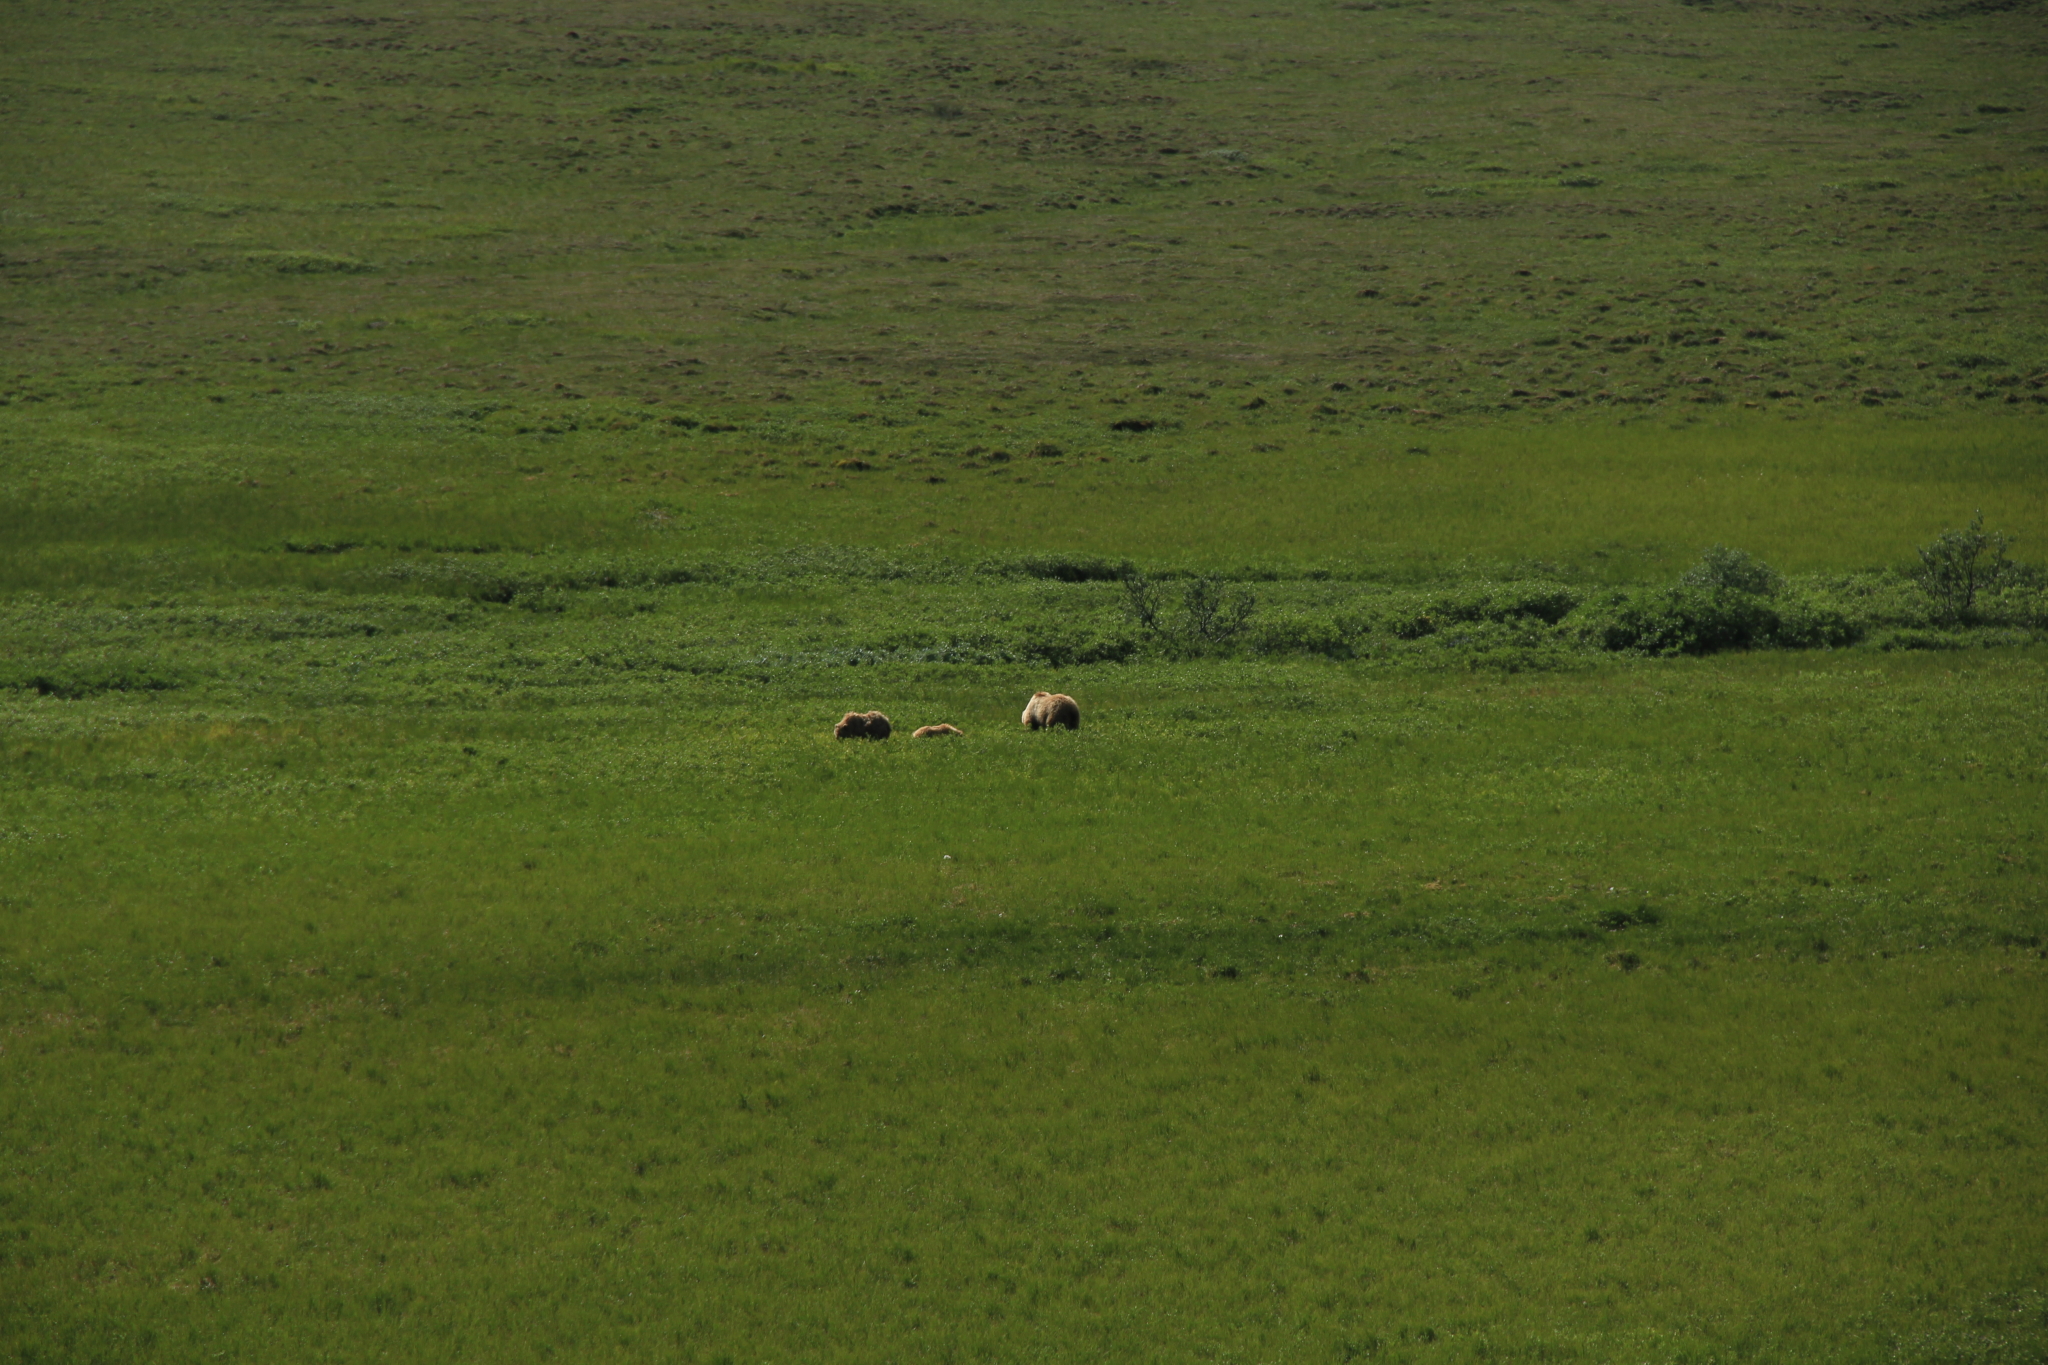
[1022,691,1081,730]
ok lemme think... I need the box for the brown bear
[834,710,893,739]
[1021,691,1080,730]
[912,723,964,738]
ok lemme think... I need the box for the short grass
[4,0,2048,1360]
[5,0,2044,421]
[10,957,2043,1364]
[4,397,2045,594]
[5,646,2046,1362]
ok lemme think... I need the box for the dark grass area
[2,0,2044,418]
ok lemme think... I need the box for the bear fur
[1021,691,1081,730]
[834,710,893,740]
[912,723,964,738]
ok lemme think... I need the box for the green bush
[1244,612,1354,658]
[1125,573,1257,656]
[1917,512,2014,625]
[1572,551,1862,655]
[1416,619,1583,673]
[1428,579,1584,626]
[1976,577,2048,630]
[1011,624,1141,667]
[1572,585,1781,655]
[1796,570,1936,630]
[1765,593,1865,649]
[1369,580,1581,644]
[1875,628,1973,651]
[1680,545,1785,596]
[991,554,1135,583]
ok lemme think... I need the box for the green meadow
[3,0,2046,1360]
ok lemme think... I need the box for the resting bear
[913,723,965,738]
[1021,691,1080,730]
[834,710,893,739]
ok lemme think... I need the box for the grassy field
[4,0,2047,1360]
[5,650,2046,1361]
[5,0,2045,416]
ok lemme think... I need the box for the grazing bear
[913,723,965,738]
[1022,691,1081,730]
[835,710,893,739]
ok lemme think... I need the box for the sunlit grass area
[4,400,2043,588]
[5,650,2046,1362]
[10,958,2041,1364]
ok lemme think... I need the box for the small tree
[1124,572,1256,653]
[1123,571,1162,633]
[1917,511,2012,625]
[1181,577,1257,647]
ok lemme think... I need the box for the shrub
[1766,594,1864,649]
[1580,560,1861,655]
[1181,577,1257,646]
[1411,618,1583,673]
[1018,626,1140,667]
[997,554,1133,583]
[1366,581,1577,646]
[1573,586,1780,655]
[1680,545,1784,597]
[1390,611,1437,640]
[1917,512,2015,625]
[1125,573,1256,655]
[1875,628,1968,651]
[1428,580,1583,626]
[1875,626,2037,651]
[1797,570,1936,629]
[1976,578,2048,630]
[1245,613,1353,658]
